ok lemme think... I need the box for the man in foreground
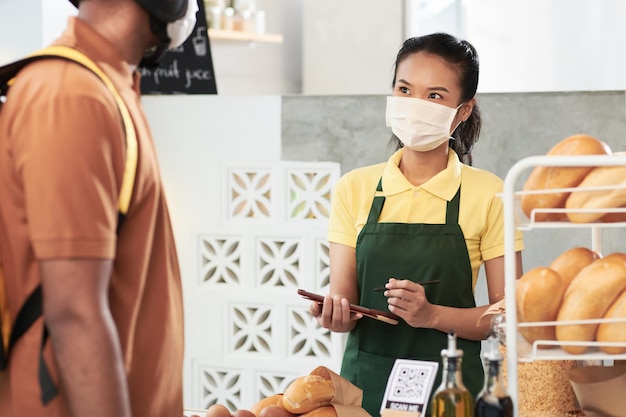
[0,0,197,416]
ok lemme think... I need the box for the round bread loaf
[232,410,256,417]
[251,394,291,417]
[282,375,334,414]
[521,134,611,221]
[556,255,626,354]
[516,267,565,344]
[206,404,233,417]
[565,165,626,223]
[548,246,602,287]
[259,405,297,417]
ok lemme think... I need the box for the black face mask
[139,16,171,70]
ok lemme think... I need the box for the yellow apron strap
[26,45,137,215]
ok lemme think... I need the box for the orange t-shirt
[0,17,183,417]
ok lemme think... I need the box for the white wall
[42,0,77,45]
[0,0,43,63]
[465,0,626,93]
[301,0,405,95]
[302,0,626,94]
[0,0,76,64]
[208,0,302,95]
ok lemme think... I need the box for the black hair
[389,32,481,165]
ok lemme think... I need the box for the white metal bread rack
[502,154,626,416]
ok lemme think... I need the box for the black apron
[340,178,483,417]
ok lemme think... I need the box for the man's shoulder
[15,58,110,98]
[4,57,117,123]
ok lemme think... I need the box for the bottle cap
[481,333,504,362]
[441,330,464,358]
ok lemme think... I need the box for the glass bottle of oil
[474,334,513,417]
[431,331,474,417]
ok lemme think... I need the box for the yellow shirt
[328,149,524,287]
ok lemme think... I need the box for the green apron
[340,178,483,417]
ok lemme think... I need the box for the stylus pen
[373,279,441,292]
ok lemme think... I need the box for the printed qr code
[388,366,430,402]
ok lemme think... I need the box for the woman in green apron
[309,33,524,417]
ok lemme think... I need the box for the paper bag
[568,365,626,417]
[476,299,505,328]
[309,366,372,417]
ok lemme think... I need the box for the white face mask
[167,0,199,49]
[385,96,462,152]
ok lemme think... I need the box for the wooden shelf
[207,29,283,44]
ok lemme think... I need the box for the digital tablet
[297,288,399,325]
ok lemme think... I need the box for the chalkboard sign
[140,0,218,95]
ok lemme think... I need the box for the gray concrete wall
[281,91,626,282]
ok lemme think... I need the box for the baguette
[599,152,626,222]
[282,375,334,414]
[548,247,602,288]
[596,289,626,354]
[565,165,626,223]
[603,252,626,266]
[516,267,565,344]
[298,406,337,417]
[521,134,611,221]
[599,206,626,223]
[556,255,626,354]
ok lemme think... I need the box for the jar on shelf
[232,0,256,13]
[207,6,223,30]
[233,9,253,32]
[221,7,235,31]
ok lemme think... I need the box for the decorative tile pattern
[287,306,332,359]
[199,367,243,411]
[286,168,335,220]
[228,168,273,219]
[316,239,330,291]
[231,303,273,354]
[188,161,343,410]
[199,236,242,285]
[254,371,299,403]
[256,237,301,287]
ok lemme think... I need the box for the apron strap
[365,178,385,224]
[445,187,461,225]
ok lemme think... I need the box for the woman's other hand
[384,278,435,328]
[309,294,361,332]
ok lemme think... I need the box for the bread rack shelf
[514,317,626,362]
[501,154,626,416]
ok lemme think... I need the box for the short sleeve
[480,189,524,261]
[327,173,358,248]
[13,91,124,260]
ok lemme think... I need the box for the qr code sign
[390,366,430,402]
[384,360,438,406]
